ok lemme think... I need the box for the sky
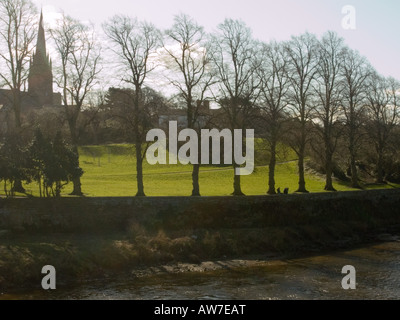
[31,0,400,82]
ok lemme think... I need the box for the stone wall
[0,189,399,233]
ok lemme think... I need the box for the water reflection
[2,241,400,300]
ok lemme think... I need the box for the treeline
[0,0,399,197]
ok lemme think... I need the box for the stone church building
[0,11,62,133]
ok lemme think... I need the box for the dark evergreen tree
[0,136,30,197]
[29,129,83,197]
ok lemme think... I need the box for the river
[2,240,400,300]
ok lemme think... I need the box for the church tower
[28,10,54,107]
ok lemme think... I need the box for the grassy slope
[8,143,400,197]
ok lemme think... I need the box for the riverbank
[4,239,400,300]
[1,190,400,292]
[1,220,400,292]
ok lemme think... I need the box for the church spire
[28,10,54,107]
[35,9,47,60]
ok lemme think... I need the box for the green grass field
[12,143,398,197]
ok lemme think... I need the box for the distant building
[158,100,217,130]
[0,11,62,133]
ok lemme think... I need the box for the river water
[2,241,400,300]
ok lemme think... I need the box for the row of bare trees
[0,1,399,197]
[256,31,399,194]
[101,15,400,196]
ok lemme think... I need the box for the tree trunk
[191,164,200,196]
[350,156,360,188]
[38,176,42,198]
[134,86,145,197]
[297,155,308,193]
[71,148,83,196]
[376,147,385,183]
[324,147,336,192]
[136,144,145,197]
[66,108,84,196]
[187,96,201,197]
[296,141,308,193]
[232,129,245,196]
[12,89,22,129]
[13,104,22,129]
[267,140,277,195]
[56,182,61,197]
[295,118,309,193]
[349,137,361,188]
[70,143,83,196]
[232,162,244,196]
[349,129,361,189]
[71,177,82,196]
[348,112,361,189]
[12,89,25,193]
[324,161,336,191]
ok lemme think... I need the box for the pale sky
[32,0,400,81]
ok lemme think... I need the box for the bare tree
[209,19,259,196]
[284,32,319,193]
[340,47,371,188]
[77,90,105,145]
[50,14,102,196]
[313,31,346,191]
[0,0,37,130]
[366,73,399,183]
[103,15,161,197]
[0,0,37,193]
[163,14,214,196]
[255,41,289,194]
